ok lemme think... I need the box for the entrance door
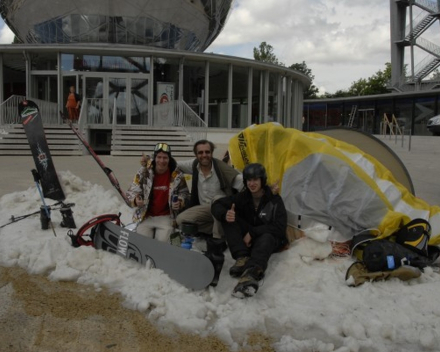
[109,77,127,125]
[79,73,149,126]
[130,78,149,125]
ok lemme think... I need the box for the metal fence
[0,95,59,125]
[153,100,207,142]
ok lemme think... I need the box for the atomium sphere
[0,0,233,51]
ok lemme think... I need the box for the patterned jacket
[126,155,190,223]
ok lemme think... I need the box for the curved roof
[0,0,233,51]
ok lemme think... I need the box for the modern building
[303,88,440,136]
[0,0,310,154]
[303,0,440,136]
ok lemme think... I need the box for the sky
[1,1,440,94]
[206,0,392,94]
[1,170,440,351]
[0,0,391,95]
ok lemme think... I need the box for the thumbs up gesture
[226,203,236,223]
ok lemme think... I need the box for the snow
[1,170,440,352]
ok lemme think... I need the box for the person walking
[65,86,81,122]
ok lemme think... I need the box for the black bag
[352,219,440,273]
[362,239,433,272]
[394,218,430,256]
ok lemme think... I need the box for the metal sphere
[0,0,233,51]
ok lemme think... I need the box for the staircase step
[0,124,196,158]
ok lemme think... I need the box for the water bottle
[181,236,194,250]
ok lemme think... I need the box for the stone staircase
[0,124,82,156]
[0,124,196,158]
[111,126,195,157]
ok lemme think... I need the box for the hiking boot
[232,267,264,298]
[229,256,250,277]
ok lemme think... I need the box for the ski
[19,100,66,201]
[60,111,130,206]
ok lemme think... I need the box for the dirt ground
[0,266,274,352]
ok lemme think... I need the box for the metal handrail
[0,95,26,125]
[413,0,438,13]
[180,101,208,143]
[152,100,207,142]
[0,95,59,125]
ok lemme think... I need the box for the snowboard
[94,221,215,290]
[19,100,65,201]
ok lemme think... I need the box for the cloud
[0,22,14,44]
[209,0,392,93]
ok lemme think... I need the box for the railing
[0,95,59,125]
[414,0,438,13]
[405,13,434,39]
[152,100,207,142]
[85,97,106,124]
[180,101,208,143]
[0,95,25,125]
[416,36,440,57]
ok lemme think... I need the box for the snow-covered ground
[1,171,440,352]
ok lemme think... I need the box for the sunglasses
[154,143,171,153]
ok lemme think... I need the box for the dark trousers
[221,219,279,272]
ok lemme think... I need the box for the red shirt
[147,170,171,216]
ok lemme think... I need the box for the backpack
[351,218,439,272]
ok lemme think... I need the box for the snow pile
[1,171,440,352]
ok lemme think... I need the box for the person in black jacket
[211,163,287,298]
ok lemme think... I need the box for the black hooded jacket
[211,186,287,246]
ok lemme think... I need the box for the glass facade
[208,62,229,128]
[232,66,249,129]
[0,0,233,52]
[183,60,206,119]
[304,92,440,136]
[1,46,310,131]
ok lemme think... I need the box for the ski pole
[31,169,57,237]
[0,202,74,229]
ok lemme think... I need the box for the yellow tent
[228,123,440,244]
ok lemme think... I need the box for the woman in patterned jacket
[126,143,190,242]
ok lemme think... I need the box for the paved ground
[0,134,439,351]
[0,135,438,204]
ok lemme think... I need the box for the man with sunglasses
[126,143,189,242]
[176,139,244,286]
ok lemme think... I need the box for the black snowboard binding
[60,203,77,228]
[205,237,226,287]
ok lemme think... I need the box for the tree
[253,42,319,98]
[289,61,319,99]
[347,63,392,96]
[253,42,283,66]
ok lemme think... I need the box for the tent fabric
[228,123,440,244]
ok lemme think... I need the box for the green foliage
[289,61,319,99]
[253,42,319,98]
[325,63,392,98]
[253,41,284,66]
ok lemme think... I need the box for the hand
[243,232,252,247]
[171,198,181,210]
[225,203,235,222]
[270,179,280,194]
[135,195,144,207]
[140,152,149,167]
